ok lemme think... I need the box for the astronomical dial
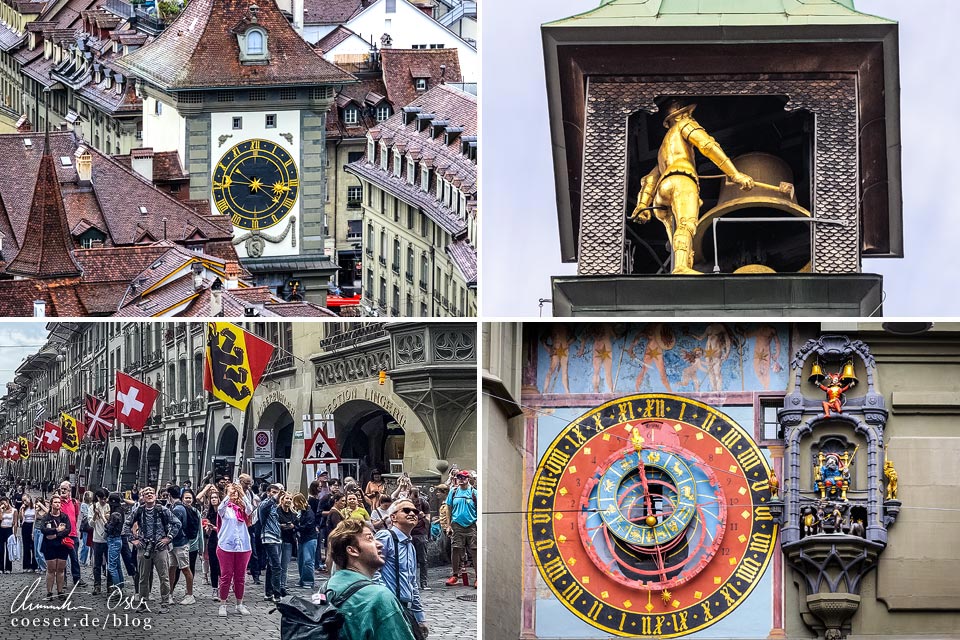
[529,394,777,637]
[212,138,299,231]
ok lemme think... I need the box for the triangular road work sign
[303,429,340,464]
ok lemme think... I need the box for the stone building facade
[483,322,960,640]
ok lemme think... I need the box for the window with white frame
[407,159,415,184]
[421,167,429,191]
[343,107,359,125]
[415,78,427,91]
[367,139,375,160]
[393,151,401,177]
[376,105,391,122]
[347,185,362,208]
[380,144,388,170]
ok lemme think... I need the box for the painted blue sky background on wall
[534,324,789,395]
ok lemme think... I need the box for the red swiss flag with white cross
[40,421,62,452]
[115,372,159,432]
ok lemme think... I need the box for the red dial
[529,394,777,637]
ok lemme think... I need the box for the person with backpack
[369,495,393,532]
[215,482,255,617]
[444,470,478,587]
[122,486,180,613]
[165,486,196,605]
[325,518,416,640]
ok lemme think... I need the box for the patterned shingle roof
[303,0,364,25]
[5,146,83,278]
[116,0,355,90]
[380,48,462,111]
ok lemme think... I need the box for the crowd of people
[0,466,478,639]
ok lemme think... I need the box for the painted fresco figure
[747,325,782,390]
[690,324,732,392]
[542,325,574,394]
[574,325,617,394]
[678,347,707,392]
[207,325,251,402]
[626,324,675,391]
[630,100,755,275]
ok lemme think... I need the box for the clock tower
[116,0,355,304]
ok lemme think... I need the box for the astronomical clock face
[529,394,777,637]
[212,138,300,231]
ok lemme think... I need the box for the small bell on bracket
[808,360,825,385]
[840,360,858,387]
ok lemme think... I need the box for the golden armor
[883,458,899,500]
[630,100,755,275]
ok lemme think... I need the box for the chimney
[291,0,304,33]
[131,147,154,182]
[191,261,204,291]
[225,261,241,289]
[33,300,45,317]
[75,146,92,184]
[211,278,223,316]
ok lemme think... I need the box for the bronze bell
[808,361,825,385]
[693,152,812,274]
[840,360,858,386]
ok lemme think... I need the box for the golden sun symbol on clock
[212,138,300,231]
[529,394,778,637]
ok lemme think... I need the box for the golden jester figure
[631,100,755,274]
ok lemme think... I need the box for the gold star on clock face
[211,138,300,231]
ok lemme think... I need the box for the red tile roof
[6,147,83,278]
[303,0,364,25]
[0,132,234,259]
[116,0,355,90]
[314,24,359,52]
[113,150,188,181]
[380,48,462,110]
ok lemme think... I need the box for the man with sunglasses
[375,498,428,639]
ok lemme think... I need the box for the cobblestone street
[0,562,477,639]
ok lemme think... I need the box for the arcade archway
[109,448,121,489]
[252,402,294,488]
[146,443,162,487]
[333,399,407,486]
[122,445,140,490]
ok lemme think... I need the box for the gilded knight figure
[884,458,899,500]
[630,100,755,274]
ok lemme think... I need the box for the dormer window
[367,138,374,160]
[376,105,391,122]
[238,27,270,65]
[415,78,427,91]
[421,166,429,192]
[380,144,388,170]
[343,107,359,126]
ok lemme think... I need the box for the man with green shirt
[444,470,478,587]
[326,519,416,640]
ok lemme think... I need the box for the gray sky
[0,323,49,391]
[481,0,956,318]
